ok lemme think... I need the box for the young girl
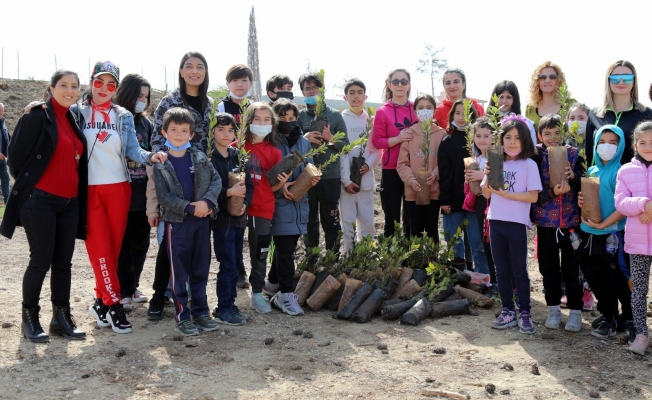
[439,100,488,273]
[614,121,652,354]
[482,116,542,334]
[576,125,630,340]
[397,93,446,240]
[488,80,537,143]
[242,102,288,314]
[566,102,590,144]
[465,117,496,285]
[434,68,485,129]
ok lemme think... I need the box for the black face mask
[275,91,294,100]
[278,120,298,135]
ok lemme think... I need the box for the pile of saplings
[291,224,495,325]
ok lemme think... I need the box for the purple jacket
[614,158,652,255]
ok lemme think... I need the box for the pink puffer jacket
[614,158,652,255]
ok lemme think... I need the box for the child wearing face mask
[219,64,253,126]
[397,94,446,240]
[564,103,590,147]
[241,102,289,314]
[576,125,632,340]
[266,74,295,106]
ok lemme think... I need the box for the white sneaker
[120,296,133,311]
[272,292,304,316]
[263,280,279,298]
[132,289,148,303]
[250,293,272,314]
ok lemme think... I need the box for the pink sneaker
[560,296,568,308]
[629,334,649,355]
[582,289,594,311]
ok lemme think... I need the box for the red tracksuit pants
[85,182,131,306]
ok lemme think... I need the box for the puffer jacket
[615,158,652,255]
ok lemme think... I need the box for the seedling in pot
[414,118,433,205]
[485,94,505,190]
[350,106,375,192]
[463,100,482,195]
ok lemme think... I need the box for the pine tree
[247,7,262,101]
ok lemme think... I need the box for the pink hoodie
[614,158,652,255]
[371,101,417,169]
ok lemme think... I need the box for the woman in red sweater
[0,70,88,343]
[434,68,485,129]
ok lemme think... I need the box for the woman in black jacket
[0,70,88,343]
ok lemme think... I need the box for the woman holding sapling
[438,100,488,273]
[488,80,536,143]
[434,68,485,129]
[585,60,652,166]
[397,93,446,241]
[482,116,542,334]
[524,61,572,132]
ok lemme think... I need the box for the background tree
[416,44,448,96]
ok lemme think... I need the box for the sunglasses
[609,74,635,84]
[538,74,558,81]
[390,78,410,86]
[93,79,117,92]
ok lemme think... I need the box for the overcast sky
[1,0,651,109]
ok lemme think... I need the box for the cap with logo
[92,61,120,84]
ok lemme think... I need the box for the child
[340,79,380,251]
[219,64,252,125]
[532,114,585,332]
[209,112,253,325]
[439,100,489,273]
[465,117,497,286]
[152,108,221,336]
[482,115,542,334]
[576,125,631,340]
[615,121,652,354]
[266,74,294,104]
[267,99,320,315]
[242,102,288,314]
[488,80,537,143]
[565,103,590,147]
[397,93,446,240]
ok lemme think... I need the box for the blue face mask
[305,95,318,105]
[165,139,191,151]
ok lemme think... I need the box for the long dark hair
[178,51,210,112]
[43,69,80,101]
[114,74,151,121]
[442,68,467,98]
[500,119,536,160]
[447,99,477,133]
[488,80,522,115]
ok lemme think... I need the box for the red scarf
[90,99,112,127]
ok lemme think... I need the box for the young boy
[209,112,253,325]
[339,79,379,252]
[298,72,349,254]
[533,114,585,332]
[152,107,221,336]
[266,74,294,105]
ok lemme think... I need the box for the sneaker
[164,296,174,307]
[192,315,220,332]
[237,273,250,289]
[591,319,616,339]
[88,301,111,328]
[491,308,518,329]
[560,296,568,308]
[147,298,165,321]
[120,296,133,311]
[107,304,133,334]
[582,289,594,311]
[272,292,304,316]
[519,310,536,334]
[174,319,199,336]
[263,280,280,298]
[132,289,148,303]
[626,321,637,345]
[629,334,649,355]
[565,310,582,332]
[545,307,562,329]
[591,315,604,330]
[251,293,272,314]
[233,305,247,321]
[214,308,246,326]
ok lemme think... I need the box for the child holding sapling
[439,100,488,273]
[482,116,542,334]
[532,114,585,332]
[487,80,537,143]
[209,112,253,325]
[397,93,446,241]
[564,103,590,147]
[340,79,380,252]
[576,125,632,340]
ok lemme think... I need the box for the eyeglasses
[390,79,410,86]
[93,79,117,92]
[303,86,320,94]
[538,74,558,81]
[609,74,635,84]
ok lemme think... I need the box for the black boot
[22,306,49,343]
[49,304,86,340]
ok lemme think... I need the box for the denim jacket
[153,148,221,223]
[71,101,153,182]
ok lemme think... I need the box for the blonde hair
[596,60,647,118]
[528,61,569,107]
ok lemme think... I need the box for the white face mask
[568,120,587,135]
[596,143,618,161]
[229,90,250,100]
[250,124,272,138]
[134,101,147,114]
[416,109,434,122]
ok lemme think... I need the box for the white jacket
[340,109,380,191]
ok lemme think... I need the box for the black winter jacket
[210,147,253,229]
[438,127,471,212]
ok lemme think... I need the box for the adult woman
[488,80,536,143]
[115,74,154,309]
[524,61,570,131]
[434,68,485,129]
[371,69,417,237]
[0,70,88,342]
[585,60,652,166]
[79,61,165,334]
[147,52,214,319]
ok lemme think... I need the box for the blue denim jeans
[442,211,489,274]
[212,226,245,311]
[0,159,10,204]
